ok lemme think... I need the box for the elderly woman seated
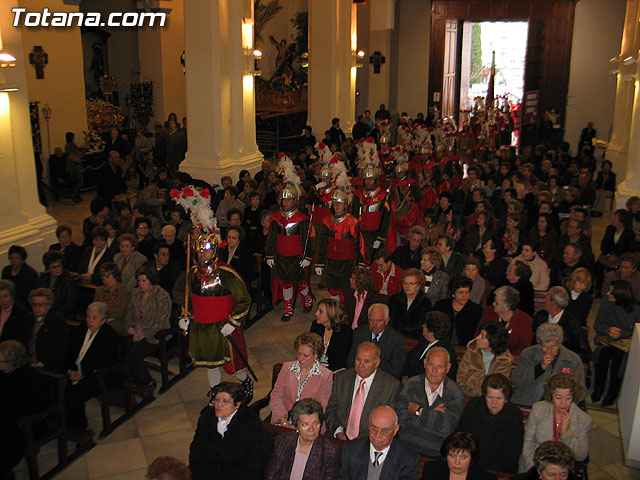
[65,302,120,432]
[93,262,132,335]
[433,275,483,346]
[113,233,148,289]
[190,382,268,480]
[519,373,592,473]
[269,333,333,427]
[512,441,576,480]
[511,323,586,407]
[457,374,524,474]
[266,399,341,480]
[420,431,497,480]
[125,265,171,397]
[457,321,513,398]
[480,285,533,355]
[310,299,353,371]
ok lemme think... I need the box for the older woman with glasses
[269,333,333,427]
[389,268,432,339]
[519,373,592,473]
[511,323,586,407]
[266,398,340,480]
[190,381,268,480]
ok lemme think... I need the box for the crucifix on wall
[29,46,48,79]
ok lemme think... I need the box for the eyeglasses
[402,281,418,286]
[369,425,394,435]
[213,398,234,405]
[298,421,321,429]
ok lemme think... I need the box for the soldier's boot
[281,299,293,322]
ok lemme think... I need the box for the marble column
[180,0,262,185]
[308,0,357,137]
[612,0,640,208]
[0,2,57,270]
[137,0,186,125]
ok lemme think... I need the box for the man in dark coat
[189,382,267,480]
[346,304,404,379]
[96,150,127,202]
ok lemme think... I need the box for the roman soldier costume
[352,165,390,263]
[266,181,313,321]
[315,189,363,301]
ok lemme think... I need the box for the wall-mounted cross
[29,46,48,79]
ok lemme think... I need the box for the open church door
[442,19,462,119]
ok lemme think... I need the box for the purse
[594,333,632,352]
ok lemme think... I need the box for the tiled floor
[10,192,638,479]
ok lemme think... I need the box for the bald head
[370,406,398,427]
[369,406,399,451]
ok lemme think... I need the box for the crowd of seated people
[7,117,640,479]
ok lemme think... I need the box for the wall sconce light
[354,49,365,68]
[623,55,638,66]
[301,52,309,69]
[251,50,262,76]
[242,19,253,52]
[0,52,17,68]
[0,84,18,92]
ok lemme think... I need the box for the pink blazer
[269,361,333,424]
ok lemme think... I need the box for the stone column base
[181,150,263,186]
[0,214,58,270]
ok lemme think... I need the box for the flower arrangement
[83,128,105,154]
[170,185,219,237]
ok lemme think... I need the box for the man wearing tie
[325,342,401,441]
[337,406,420,480]
[346,304,404,378]
[396,346,464,457]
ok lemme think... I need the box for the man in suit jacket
[396,346,464,457]
[531,287,590,362]
[337,406,420,480]
[346,304,404,378]
[325,342,401,440]
[146,241,181,298]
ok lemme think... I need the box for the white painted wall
[564,0,626,154]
